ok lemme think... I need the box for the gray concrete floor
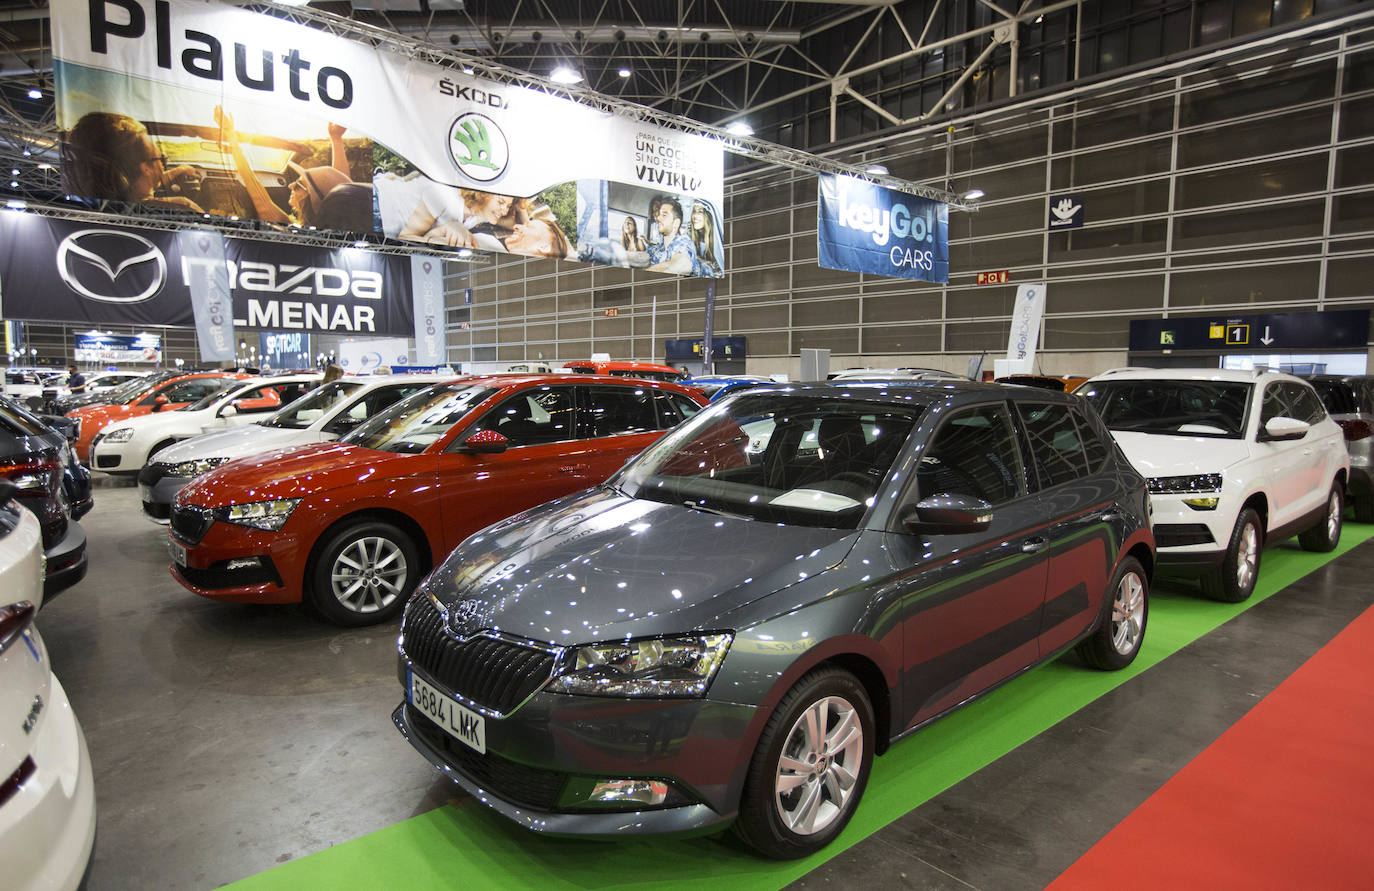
[34,478,1374,890]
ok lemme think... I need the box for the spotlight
[27,89,41,100]
[865,164,889,176]
[618,68,631,78]
[725,121,753,137]
[962,189,985,200]
[550,65,583,84]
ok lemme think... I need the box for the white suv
[1078,368,1349,602]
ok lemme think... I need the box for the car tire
[308,520,421,626]
[1200,507,1263,603]
[1298,484,1343,553]
[1075,556,1148,671]
[734,666,874,860]
[1354,492,1374,525]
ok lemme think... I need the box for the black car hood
[421,487,857,646]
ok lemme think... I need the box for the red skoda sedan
[167,375,706,625]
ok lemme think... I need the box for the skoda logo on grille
[56,229,167,304]
[445,598,483,637]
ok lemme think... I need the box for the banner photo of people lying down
[51,0,726,277]
[817,174,950,283]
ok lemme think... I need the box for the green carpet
[227,525,1374,890]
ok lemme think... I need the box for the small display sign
[1048,194,1086,230]
[977,270,1010,285]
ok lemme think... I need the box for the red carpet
[1047,604,1374,891]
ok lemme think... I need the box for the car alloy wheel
[1234,521,1259,592]
[735,667,874,859]
[1111,569,1146,656]
[1077,555,1149,670]
[774,695,865,836]
[331,535,409,614]
[310,520,421,626]
[1299,484,1343,553]
[1201,507,1262,603]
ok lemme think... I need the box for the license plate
[409,671,486,754]
[168,539,187,567]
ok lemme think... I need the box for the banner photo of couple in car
[51,0,726,278]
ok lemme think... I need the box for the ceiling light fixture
[725,121,754,137]
[618,68,631,78]
[865,164,889,176]
[963,189,985,200]
[550,65,583,85]
[27,89,41,100]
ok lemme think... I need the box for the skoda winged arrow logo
[445,598,483,637]
[448,112,509,183]
[56,230,167,303]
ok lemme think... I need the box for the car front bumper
[168,520,301,604]
[138,463,192,523]
[1147,494,1229,571]
[0,673,97,891]
[89,437,139,473]
[392,656,761,838]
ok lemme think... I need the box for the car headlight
[102,427,135,443]
[551,633,733,698]
[1147,473,1221,510]
[220,498,301,531]
[168,456,231,477]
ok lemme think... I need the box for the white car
[0,480,97,891]
[89,374,320,475]
[3,369,147,411]
[1078,368,1349,602]
[138,374,444,521]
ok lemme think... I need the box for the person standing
[66,365,87,395]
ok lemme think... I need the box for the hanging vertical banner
[816,174,949,283]
[410,256,445,366]
[50,0,725,276]
[177,229,235,362]
[1007,283,1048,366]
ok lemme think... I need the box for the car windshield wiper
[682,500,751,521]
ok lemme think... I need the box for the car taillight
[1337,418,1373,442]
[0,600,36,656]
[0,456,60,493]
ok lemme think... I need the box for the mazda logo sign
[56,229,167,304]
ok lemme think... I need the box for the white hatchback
[0,481,96,891]
[1078,368,1349,601]
[90,374,321,474]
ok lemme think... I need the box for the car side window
[583,385,660,437]
[917,403,1025,505]
[469,386,577,447]
[1016,402,1088,489]
[1071,407,1110,472]
[1286,384,1326,425]
[229,383,283,414]
[1260,383,1293,426]
[651,391,700,428]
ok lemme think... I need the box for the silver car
[1303,374,1374,522]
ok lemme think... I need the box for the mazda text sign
[0,211,414,334]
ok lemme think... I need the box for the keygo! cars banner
[51,0,726,277]
[817,174,949,283]
[0,211,414,335]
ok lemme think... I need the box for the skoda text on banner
[816,174,950,283]
[0,211,414,335]
[51,0,726,278]
[410,256,445,366]
[178,229,235,362]
[1007,283,1048,366]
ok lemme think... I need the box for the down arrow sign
[1260,325,1274,345]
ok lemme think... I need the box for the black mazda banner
[0,211,414,335]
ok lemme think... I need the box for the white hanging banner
[1006,283,1047,369]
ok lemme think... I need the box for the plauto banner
[51,0,726,278]
[817,174,949,283]
[0,211,414,335]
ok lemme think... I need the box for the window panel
[945,320,1007,353]
[1042,315,1131,350]
[1051,138,1172,189]
[862,324,943,355]
[966,199,1045,237]
[952,233,1046,269]
[1172,199,1325,250]
[945,287,1018,320]
[747,331,791,357]
[1053,96,1174,150]
[1180,60,1335,126]
[1332,192,1374,236]
[1178,107,1332,168]
[1169,262,1320,307]
[1325,257,1374,299]
[558,321,592,340]
[730,239,792,269]
[1046,276,1165,313]
[863,292,943,323]
[794,298,859,327]
[1336,145,1374,189]
[792,329,859,354]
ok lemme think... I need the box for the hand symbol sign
[1051,197,1081,221]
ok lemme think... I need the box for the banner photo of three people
[50,0,726,278]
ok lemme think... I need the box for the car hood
[420,488,857,647]
[153,424,315,464]
[1110,431,1252,477]
[105,406,212,436]
[177,442,426,507]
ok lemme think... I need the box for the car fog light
[1182,497,1219,510]
[226,557,262,570]
[589,779,668,806]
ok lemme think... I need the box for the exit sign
[977,270,1010,285]
[603,308,619,317]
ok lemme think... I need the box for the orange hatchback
[68,372,249,463]
[167,375,707,625]
[562,360,687,382]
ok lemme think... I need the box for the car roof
[728,379,1084,409]
[1085,367,1305,384]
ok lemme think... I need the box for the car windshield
[109,376,159,403]
[617,393,924,529]
[342,383,495,453]
[260,381,364,429]
[181,381,247,412]
[1078,380,1252,438]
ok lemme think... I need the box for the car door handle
[1022,537,1048,553]
[1099,510,1122,522]
[559,464,590,474]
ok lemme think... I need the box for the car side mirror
[219,403,238,418]
[152,394,170,412]
[900,493,994,535]
[1259,416,1309,442]
[456,429,509,454]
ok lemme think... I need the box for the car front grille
[1154,523,1216,548]
[170,504,215,545]
[405,704,567,810]
[402,596,556,716]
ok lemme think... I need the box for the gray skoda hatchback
[394,382,1154,858]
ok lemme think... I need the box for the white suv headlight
[1147,473,1222,509]
[221,499,301,531]
[551,633,733,698]
[102,427,135,443]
